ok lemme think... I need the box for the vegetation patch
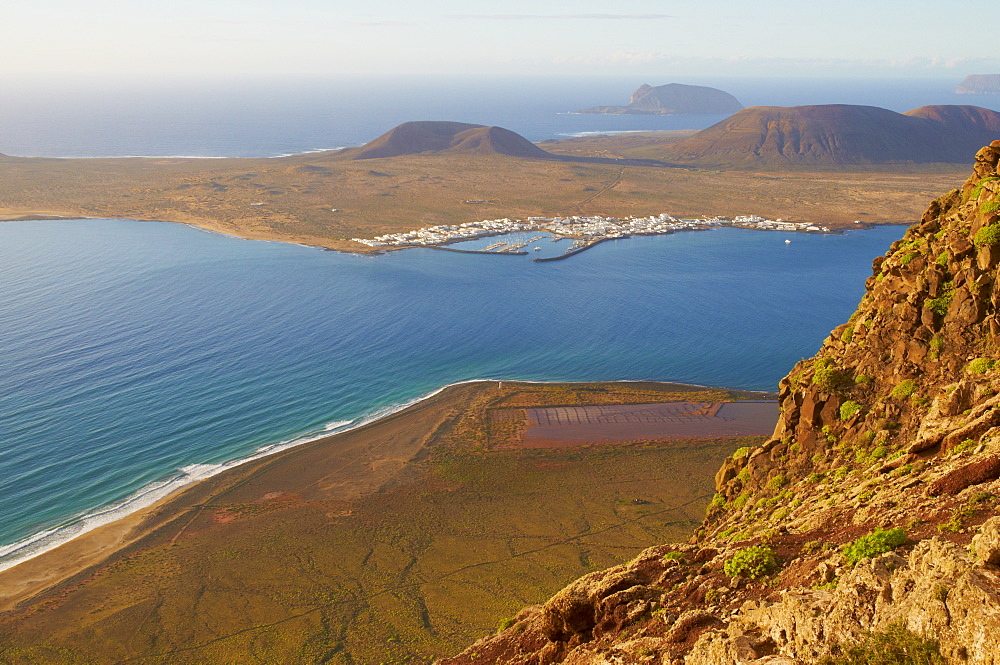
[966,358,995,374]
[842,527,906,565]
[924,281,953,316]
[974,223,1000,247]
[890,380,917,399]
[818,623,944,665]
[840,401,862,420]
[982,200,1000,216]
[723,545,778,579]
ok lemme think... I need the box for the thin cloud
[452,14,672,20]
[345,20,416,27]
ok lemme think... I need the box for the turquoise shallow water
[0,219,904,567]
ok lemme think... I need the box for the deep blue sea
[0,220,904,566]
[0,74,977,569]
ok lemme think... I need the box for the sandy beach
[0,380,478,612]
[0,380,774,663]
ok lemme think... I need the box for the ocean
[0,220,904,568]
[0,74,982,569]
[0,75,996,158]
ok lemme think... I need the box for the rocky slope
[660,104,1000,168]
[579,83,743,116]
[441,141,1000,664]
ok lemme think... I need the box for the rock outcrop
[441,142,1000,664]
[578,83,743,116]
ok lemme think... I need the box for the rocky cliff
[957,75,1000,95]
[441,142,1000,665]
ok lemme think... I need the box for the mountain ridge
[660,104,1000,168]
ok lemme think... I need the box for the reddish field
[493,400,778,449]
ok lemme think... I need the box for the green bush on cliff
[818,622,944,665]
[841,325,855,343]
[732,446,751,459]
[974,223,1000,246]
[723,545,778,579]
[966,358,995,374]
[924,281,954,316]
[842,527,906,566]
[840,401,862,420]
[982,200,1000,215]
[935,250,949,266]
[890,380,916,399]
[766,474,788,490]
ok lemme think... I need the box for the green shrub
[974,223,1000,246]
[732,446,751,459]
[982,200,1000,215]
[890,380,916,398]
[729,493,749,509]
[709,493,726,510]
[840,401,862,420]
[855,374,870,384]
[898,252,918,266]
[843,527,906,566]
[814,367,846,391]
[662,551,686,561]
[870,446,888,460]
[841,325,855,343]
[966,358,995,374]
[723,545,778,579]
[817,623,944,665]
[736,468,751,483]
[924,281,953,316]
[767,474,788,490]
[929,336,943,360]
[935,251,949,266]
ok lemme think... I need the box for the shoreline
[0,378,767,612]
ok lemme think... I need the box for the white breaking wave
[0,377,703,574]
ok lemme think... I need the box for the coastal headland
[0,380,773,664]
[0,122,967,254]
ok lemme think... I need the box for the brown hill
[579,83,743,115]
[335,121,554,160]
[661,104,1000,168]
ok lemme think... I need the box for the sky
[3,0,999,80]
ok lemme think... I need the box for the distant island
[0,114,972,254]
[956,74,1000,94]
[577,83,743,115]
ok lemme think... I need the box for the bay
[0,218,904,565]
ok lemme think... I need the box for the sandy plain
[0,380,773,664]
[0,132,967,253]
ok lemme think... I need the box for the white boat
[533,247,541,251]
[785,239,792,244]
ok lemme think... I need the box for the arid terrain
[0,129,967,253]
[0,381,772,665]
